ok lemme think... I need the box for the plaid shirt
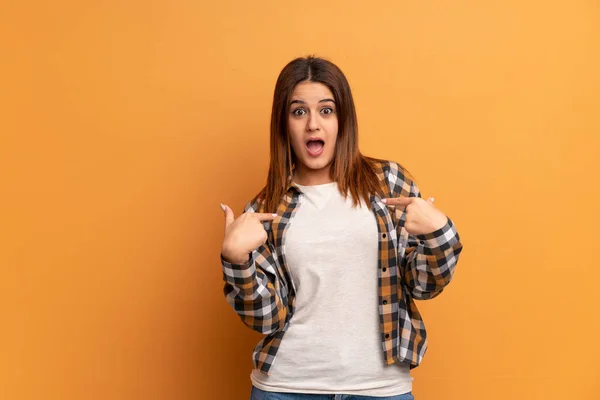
[221,159,463,375]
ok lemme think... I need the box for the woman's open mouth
[305,137,325,157]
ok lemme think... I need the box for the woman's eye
[292,108,306,116]
[321,107,334,115]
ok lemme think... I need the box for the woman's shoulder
[364,156,416,183]
[363,156,417,198]
[244,189,267,213]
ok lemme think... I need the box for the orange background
[1,1,599,399]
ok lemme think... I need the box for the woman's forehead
[290,81,334,102]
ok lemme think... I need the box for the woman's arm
[399,180,463,300]
[221,203,288,334]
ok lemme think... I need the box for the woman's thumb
[221,203,235,227]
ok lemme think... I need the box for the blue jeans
[251,386,415,400]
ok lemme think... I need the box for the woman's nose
[306,113,320,131]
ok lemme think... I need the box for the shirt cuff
[221,252,257,287]
[414,218,459,254]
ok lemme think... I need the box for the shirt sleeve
[400,180,464,300]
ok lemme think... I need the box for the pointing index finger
[253,212,279,221]
[382,197,414,206]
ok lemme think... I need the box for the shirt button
[383,300,388,305]
[382,267,387,272]
[385,333,390,339]
[382,233,387,238]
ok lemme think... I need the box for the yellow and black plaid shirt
[221,159,463,375]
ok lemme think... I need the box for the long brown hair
[257,56,384,212]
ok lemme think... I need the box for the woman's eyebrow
[289,98,336,105]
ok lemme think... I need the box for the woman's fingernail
[381,199,387,204]
[272,213,278,217]
[220,203,226,211]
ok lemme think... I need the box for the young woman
[220,56,463,400]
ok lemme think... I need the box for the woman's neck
[292,166,333,186]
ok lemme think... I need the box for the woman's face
[287,81,339,183]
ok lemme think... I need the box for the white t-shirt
[251,181,413,396]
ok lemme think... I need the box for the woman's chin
[300,156,330,171]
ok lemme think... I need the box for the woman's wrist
[221,244,250,265]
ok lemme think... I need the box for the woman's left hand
[382,196,448,235]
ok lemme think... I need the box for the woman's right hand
[220,204,278,264]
